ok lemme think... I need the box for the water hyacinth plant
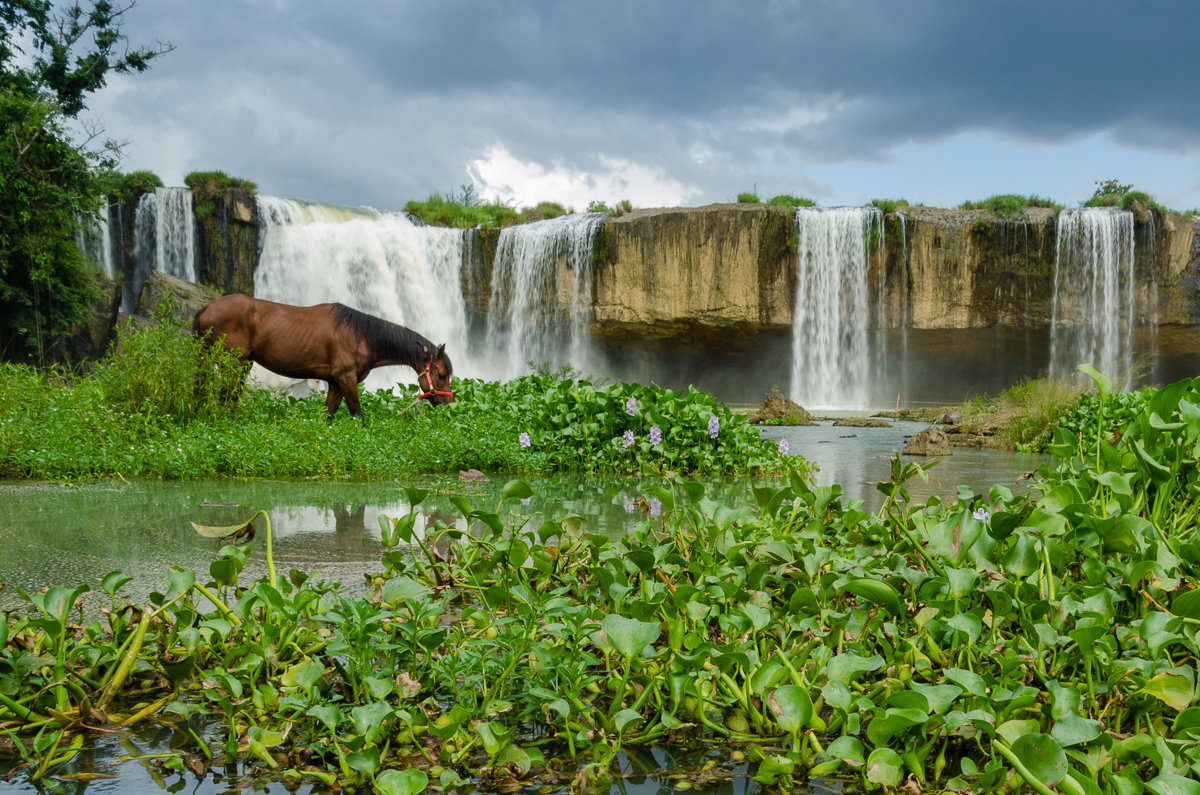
[6,368,1200,791]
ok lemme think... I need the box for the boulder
[903,426,952,456]
[833,417,892,428]
[55,275,122,365]
[136,271,221,325]
[935,410,963,424]
[747,389,813,425]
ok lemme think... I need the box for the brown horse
[193,294,453,421]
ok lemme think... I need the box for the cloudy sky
[81,0,1200,214]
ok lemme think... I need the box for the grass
[957,194,1064,218]
[737,192,817,208]
[870,198,910,214]
[0,308,787,480]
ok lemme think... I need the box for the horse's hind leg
[325,382,345,420]
[340,377,365,423]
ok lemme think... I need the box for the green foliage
[0,366,787,479]
[0,1,169,364]
[10,374,1200,789]
[449,374,789,475]
[105,170,163,204]
[185,170,258,220]
[404,190,522,229]
[870,198,910,214]
[0,93,103,362]
[91,297,247,423]
[766,194,816,208]
[957,193,1063,218]
[521,201,571,222]
[736,191,761,203]
[586,199,633,216]
[1083,180,1169,214]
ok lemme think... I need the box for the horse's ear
[436,343,446,358]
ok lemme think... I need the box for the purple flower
[972,507,991,522]
[649,425,662,445]
[622,495,635,514]
[622,429,634,448]
[625,397,637,416]
[649,497,662,517]
[519,432,531,448]
[521,497,531,506]
[777,438,789,456]
[707,416,720,439]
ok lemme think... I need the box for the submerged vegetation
[0,309,785,481]
[5,365,1200,792]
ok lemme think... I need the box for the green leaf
[613,708,643,734]
[1011,733,1068,786]
[499,479,534,504]
[352,702,393,743]
[347,747,381,774]
[769,685,813,734]
[376,769,429,795]
[1146,774,1200,795]
[842,577,903,616]
[865,747,903,786]
[382,575,430,607]
[1051,712,1104,747]
[1077,363,1111,397]
[600,614,661,657]
[1139,672,1193,711]
[826,653,884,683]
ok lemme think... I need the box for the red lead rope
[417,356,454,400]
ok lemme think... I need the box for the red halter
[417,355,454,400]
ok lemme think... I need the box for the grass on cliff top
[737,192,817,207]
[956,193,1064,218]
[405,185,625,228]
[184,170,258,198]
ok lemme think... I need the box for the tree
[0,1,171,362]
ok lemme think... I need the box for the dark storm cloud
[96,0,1200,206]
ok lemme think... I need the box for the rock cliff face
[192,187,258,296]
[902,207,1058,328]
[590,204,794,349]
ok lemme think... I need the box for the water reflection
[761,419,1050,511]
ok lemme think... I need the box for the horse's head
[417,344,454,406]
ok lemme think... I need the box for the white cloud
[466,144,702,211]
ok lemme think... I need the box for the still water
[0,422,1044,793]
[0,421,1048,606]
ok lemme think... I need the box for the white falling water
[152,187,197,282]
[790,206,882,410]
[253,196,469,392]
[485,213,606,379]
[74,209,114,279]
[1050,208,1135,386]
[130,192,158,310]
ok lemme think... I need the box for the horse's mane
[330,304,451,373]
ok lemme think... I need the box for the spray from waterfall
[485,213,606,379]
[1050,208,1135,387]
[790,206,882,410]
[253,196,469,391]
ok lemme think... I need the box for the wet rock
[903,426,952,456]
[458,469,489,483]
[935,410,963,424]
[832,417,893,428]
[747,390,813,425]
[136,270,220,324]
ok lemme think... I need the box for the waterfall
[485,212,606,379]
[790,206,882,409]
[129,192,157,311]
[152,187,197,282]
[253,196,469,391]
[1050,208,1135,386]
[74,209,114,279]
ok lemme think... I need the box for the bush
[870,198,910,214]
[91,297,247,424]
[957,194,1063,218]
[106,170,163,204]
[736,192,761,203]
[766,194,816,208]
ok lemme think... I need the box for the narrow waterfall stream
[253,196,470,391]
[1050,207,1135,385]
[790,206,883,409]
[484,212,606,379]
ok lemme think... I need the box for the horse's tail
[192,305,208,339]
